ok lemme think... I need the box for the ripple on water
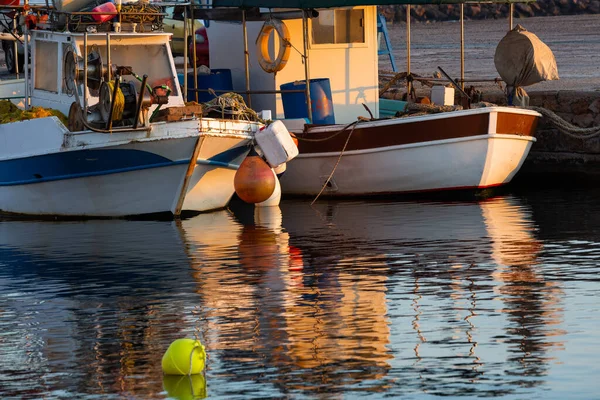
[0,190,600,398]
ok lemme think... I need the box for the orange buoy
[234,151,276,204]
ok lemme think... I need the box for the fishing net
[0,101,68,125]
[202,92,262,122]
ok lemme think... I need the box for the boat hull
[0,117,256,217]
[280,107,539,196]
[183,137,251,213]
[0,136,197,217]
[182,118,256,213]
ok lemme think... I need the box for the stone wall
[482,90,600,177]
[379,1,600,22]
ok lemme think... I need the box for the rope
[379,72,407,97]
[106,81,125,121]
[296,121,358,142]
[202,91,262,122]
[66,3,163,32]
[404,102,463,114]
[311,121,359,205]
[120,3,162,27]
[379,71,435,97]
[525,106,600,140]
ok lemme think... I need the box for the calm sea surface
[1,187,599,399]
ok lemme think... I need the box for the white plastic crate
[431,86,455,106]
[255,120,299,168]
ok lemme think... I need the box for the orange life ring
[256,19,291,74]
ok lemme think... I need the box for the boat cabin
[28,31,184,117]
[206,6,379,123]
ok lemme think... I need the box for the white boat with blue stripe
[0,26,261,217]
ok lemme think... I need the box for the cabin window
[34,41,59,93]
[312,9,365,45]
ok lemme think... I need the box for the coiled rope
[106,81,125,121]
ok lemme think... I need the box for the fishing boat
[197,0,545,197]
[0,3,283,217]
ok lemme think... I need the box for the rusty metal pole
[23,17,28,109]
[183,6,188,102]
[242,9,252,107]
[83,32,88,114]
[106,32,111,82]
[191,2,198,103]
[460,3,465,90]
[406,5,412,98]
[302,11,312,123]
[13,18,19,78]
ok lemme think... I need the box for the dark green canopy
[213,0,529,8]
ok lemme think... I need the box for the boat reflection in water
[182,203,393,393]
[179,196,565,396]
[0,194,569,398]
[273,197,564,396]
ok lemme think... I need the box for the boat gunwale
[293,133,536,158]
[305,106,541,133]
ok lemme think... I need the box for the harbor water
[1,186,599,399]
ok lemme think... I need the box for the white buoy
[256,169,281,207]
[254,205,283,233]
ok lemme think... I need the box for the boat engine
[63,44,171,130]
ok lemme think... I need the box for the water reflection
[278,197,562,396]
[0,219,193,398]
[0,192,591,399]
[182,205,393,395]
[484,200,566,383]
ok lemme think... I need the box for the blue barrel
[177,69,233,103]
[280,78,335,124]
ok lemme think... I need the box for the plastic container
[431,86,455,106]
[280,78,335,125]
[92,1,117,23]
[255,120,299,168]
[177,69,233,103]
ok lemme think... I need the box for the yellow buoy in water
[162,339,206,375]
[234,150,276,204]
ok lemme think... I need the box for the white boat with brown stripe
[202,1,553,198]
[281,106,539,195]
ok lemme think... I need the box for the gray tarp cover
[494,24,559,87]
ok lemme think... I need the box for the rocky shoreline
[379,1,600,22]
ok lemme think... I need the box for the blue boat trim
[196,159,240,169]
[0,149,181,186]
[0,146,248,186]
[195,145,250,170]
[208,145,250,164]
[0,160,191,186]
